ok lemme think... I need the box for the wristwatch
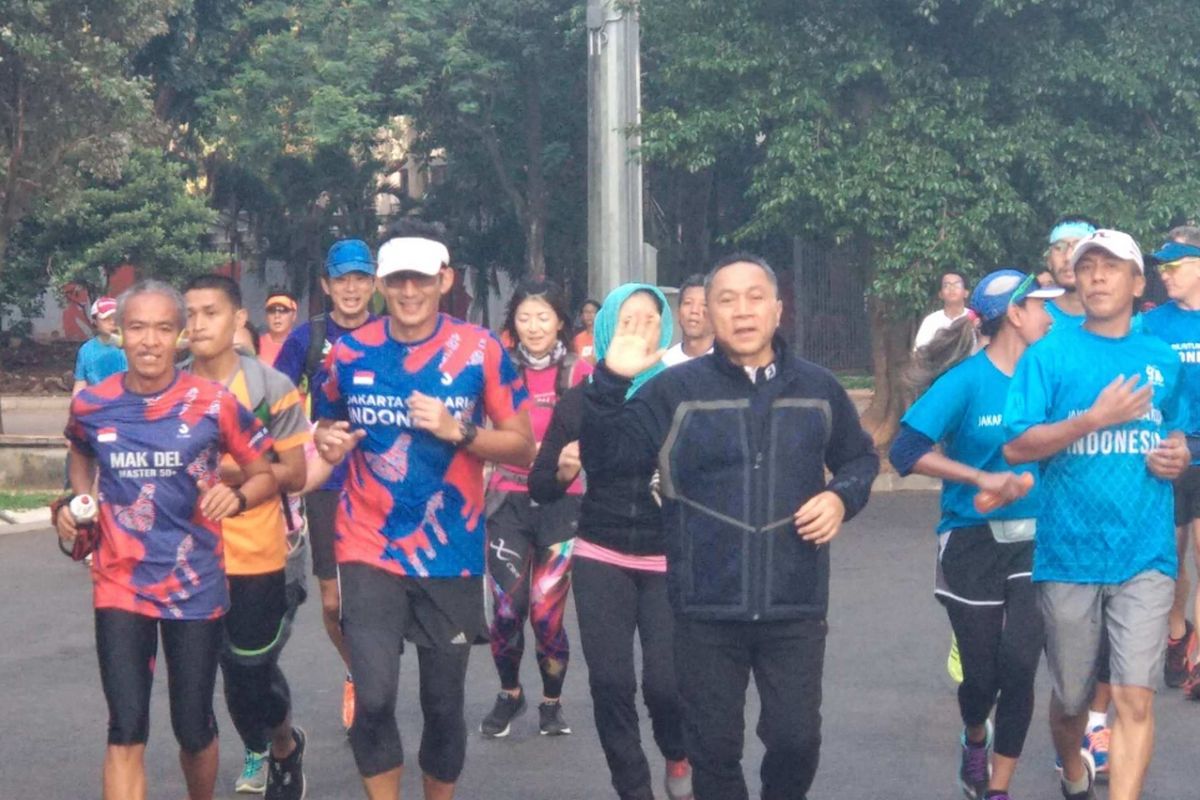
[457,419,478,448]
[232,488,248,515]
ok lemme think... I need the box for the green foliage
[33,148,220,292]
[641,0,1200,320]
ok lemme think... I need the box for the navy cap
[1147,241,1200,266]
[970,269,1064,322]
[325,239,374,277]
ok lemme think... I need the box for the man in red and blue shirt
[316,225,533,800]
[57,280,278,800]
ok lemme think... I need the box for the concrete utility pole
[587,0,646,301]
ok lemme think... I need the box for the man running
[274,238,377,729]
[1004,230,1190,800]
[56,280,278,800]
[259,289,299,366]
[1143,227,1200,694]
[315,229,533,799]
[1043,217,1098,328]
[183,275,311,798]
[581,253,880,800]
[661,274,713,366]
[72,296,127,395]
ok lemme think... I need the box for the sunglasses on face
[266,306,295,315]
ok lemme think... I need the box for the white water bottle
[69,494,98,526]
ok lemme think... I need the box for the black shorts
[307,489,340,580]
[485,490,580,548]
[338,562,486,650]
[95,608,222,752]
[225,570,292,665]
[1174,466,1200,527]
[935,525,1034,607]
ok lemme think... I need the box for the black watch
[232,488,248,515]
[457,419,478,448]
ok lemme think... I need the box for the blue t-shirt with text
[902,350,1040,532]
[1142,301,1200,435]
[1003,325,1187,584]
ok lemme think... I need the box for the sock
[1088,710,1107,731]
[1062,770,1090,794]
[345,671,353,682]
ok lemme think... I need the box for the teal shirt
[1142,301,1200,435]
[902,350,1040,533]
[1046,299,1084,330]
[1004,325,1187,584]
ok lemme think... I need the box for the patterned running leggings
[486,492,576,699]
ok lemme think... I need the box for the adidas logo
[450,632,468,645]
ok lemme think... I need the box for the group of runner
[52,212,1200,800]
[894,220,1200,800]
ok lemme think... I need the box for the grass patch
[0,491,57,512]
[836,372,875,391]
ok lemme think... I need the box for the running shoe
[342,675,356,732]
[538,701,572,736]
[265,727,306,800]
[1182,661,1200,700]
[235,749,268,794]
[1164,619,1195,688]
[1060,748,1096,800]
[948,634,964,684]
[664,758,694,800]
[958,722,992,800]
[480,690,527,738]
[1083,724,1109,778]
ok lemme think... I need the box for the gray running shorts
[1039,570,1174,715]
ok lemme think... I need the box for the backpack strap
[555,352,578,399]
[302,314,328,390]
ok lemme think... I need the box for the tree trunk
[858,296,913,449]
[522,60,547,281]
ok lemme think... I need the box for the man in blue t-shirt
[1003,229,1190,800]
[1042,217,1097,329]
[72,296,128,395]
[1143,227,1200,695]
[274,238,377,731]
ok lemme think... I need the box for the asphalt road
[2,492,1198,799]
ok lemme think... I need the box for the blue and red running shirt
[65,371,273,620]
[317,314,529,578]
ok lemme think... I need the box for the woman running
[889,270,1060,800]
[530,284,692,800]
[479,280,592,738]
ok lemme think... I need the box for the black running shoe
[480,690,526,738]
[538,701,572,736]
[265,727,306,800]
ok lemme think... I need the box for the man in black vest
[581,253,880,800]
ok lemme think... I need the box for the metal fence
[791,238,872,372]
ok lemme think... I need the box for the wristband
[232,488,248,515]
[457,419,478,448]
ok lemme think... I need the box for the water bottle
[68,494,99,561]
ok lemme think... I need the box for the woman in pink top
[480,280,593,740]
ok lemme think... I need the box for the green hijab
[594,283,674,399]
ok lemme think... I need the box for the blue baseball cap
[1147,241,1200,266]
[970,269,1064,321]
[325,239,374,277]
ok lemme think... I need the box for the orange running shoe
[342,675,356,731]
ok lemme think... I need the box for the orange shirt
[220,367,310,575]
[573,330,596,364]
[258,333,286,367]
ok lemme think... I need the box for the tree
[27,147,220,293]
[0,0,180,281]
[395,0,588,282]
[640,0,1200,444]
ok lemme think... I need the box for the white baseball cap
[1069,229,1145,274]
[376,237,450,278]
